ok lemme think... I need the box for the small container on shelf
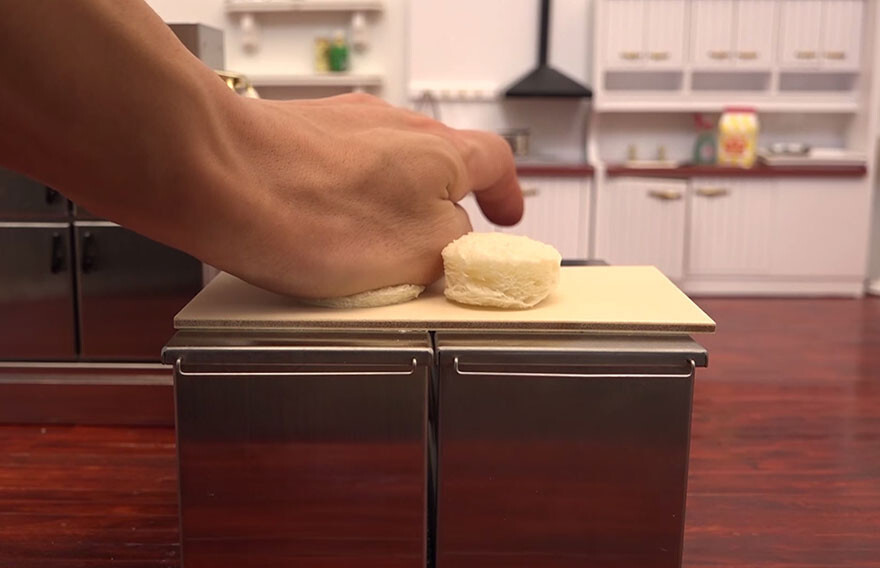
[718,107,759,168]
[328,29,349,72]
[314,37,331,72]
[692,113,717,166]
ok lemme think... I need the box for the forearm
[0,0,242,249]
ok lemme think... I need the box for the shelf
[605,163,867,179]
[594,99,860,113]
[249,73,382,88]
[226,0,383,13]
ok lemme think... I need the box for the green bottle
[692,113,717,165]
[328,30,349,72]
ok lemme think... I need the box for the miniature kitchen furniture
[163,266,713,567]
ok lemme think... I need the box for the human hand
[203,92,523,298]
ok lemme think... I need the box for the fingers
[449,130,524,226]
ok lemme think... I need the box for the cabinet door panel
[779,0,822,67]
[770,180,870,277]
[596,178,686,281]
[604,0,646,68]
[500,178,587,260]
[821,0,863,70]
[0,224,76,360]
[735,0,777,67]
[645,0,686,67]
[691,0,735,67]
[76,223,202,361]
[689,179,777,276]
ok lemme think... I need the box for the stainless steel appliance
[163,331,432,568]
[0,168,202,361]
[164,322,709,566]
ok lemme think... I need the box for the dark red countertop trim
[516,163,595,177]
[606,163,867,178]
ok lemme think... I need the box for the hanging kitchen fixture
[505,0,592,98]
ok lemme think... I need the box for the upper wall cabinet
[604,0,686,69]
[779,0,863,70]
[691,0,777,68]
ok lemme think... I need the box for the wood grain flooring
[1,297,878,566]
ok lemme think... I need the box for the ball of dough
[441,232,561,309]
[300,284,425,309]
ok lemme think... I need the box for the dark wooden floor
[1,297,879,567]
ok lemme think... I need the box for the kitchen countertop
[606,163,868,178]
[515,161,594,177]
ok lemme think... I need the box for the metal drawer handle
[649,51,669,61]
[50,232,65,274]
[81,231,96,273]
[521,187,540,198]
[738,51,758,60]
[795,50,817,60]
[696,187,730,198]
[453,357,695,379]
[174,357,419,377]
[648,189,683,201]
[709,50,730,60]
[620,51,641,60]
[825,51,846,60]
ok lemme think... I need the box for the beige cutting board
[175,266,715,333]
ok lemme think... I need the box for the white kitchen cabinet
[688,178,777,276]
[821,0,863,70]
[691,0,736,67]
[779,0,862,69]
[644,0,687,67]
[779,0,824,68]
[734,0,777,67]
[769,179,871,277]
[603,0,684,68]
[458,194,496,234]
[691,0,776,68]
[499,177,590,260]
[604,0,647,68]
[595,178,687,281]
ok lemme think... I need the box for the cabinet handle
[50,232,65,274]
[648,189,683,201]
[738,51,758,60]
[81,231,97,273]
[649,51,670,61]
[521,187,540,198]
[709,50,730,60]
[696,187,730,198]
[620,51,642,60]
[824,51,846,60]
[795,50,817,60]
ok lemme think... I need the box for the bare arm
[0,0,523,298]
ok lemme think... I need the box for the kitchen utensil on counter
[758,146,866,167]
[500,128,530,157]
[164,265,713,567]
[718,107,759,168]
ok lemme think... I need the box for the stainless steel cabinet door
[436,334,703,568]
[166,332,432,568]
[0,223,76,359]
[75,222,201,361]
[0,169,69,220]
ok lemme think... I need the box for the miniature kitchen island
[162,265,715,568]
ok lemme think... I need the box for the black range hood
[505,0,592,98]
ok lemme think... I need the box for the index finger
[451,129,524,227]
